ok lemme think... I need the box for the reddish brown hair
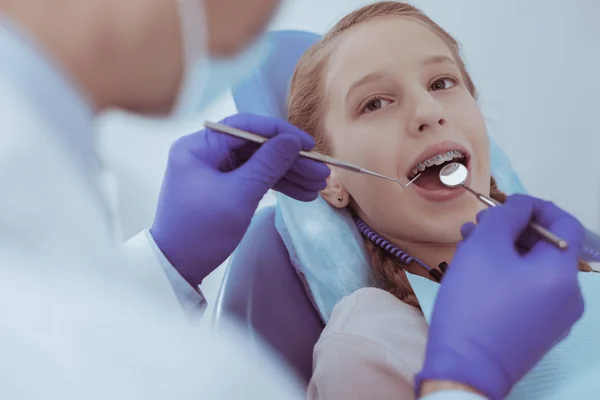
[287,2,592,306]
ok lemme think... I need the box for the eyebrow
[345,71,388,102]
[344,56,457,102]
[422,55,456,66]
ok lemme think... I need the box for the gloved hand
[150,113,330,286]
[416,194,585,400]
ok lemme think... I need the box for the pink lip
[411,172,472,202]
[406,141,472,202]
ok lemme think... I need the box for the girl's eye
[430,77,456,91]
[362,98,392,113]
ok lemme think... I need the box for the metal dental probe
[438,162,568,250]
[204,121,421,187]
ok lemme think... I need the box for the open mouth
[407,150,470,190]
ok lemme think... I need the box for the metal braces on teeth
[410,150,465,177]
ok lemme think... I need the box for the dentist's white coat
[0,18,304,400]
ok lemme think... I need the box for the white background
[95,0,600,305]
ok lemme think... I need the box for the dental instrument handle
[528,222,569,249]
[461,185,499,208]
[356,168,421,186]
[462,184,568,250]
[204,121,420,187]
[204,121,361,169]
[476,193,499,208]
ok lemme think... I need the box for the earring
[337,196,343,202]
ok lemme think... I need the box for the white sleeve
[123,230,207,320]
[421,390,488,400]
[0,248,305,400]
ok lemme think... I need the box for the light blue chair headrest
[232,30,321,119]
[232,30,598,322]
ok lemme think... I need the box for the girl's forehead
[324,17,456,101]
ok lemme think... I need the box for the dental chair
[213,206,323,385]
[212,29,600,388]
[213,31,325,386]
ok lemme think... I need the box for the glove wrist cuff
[415,348,511,400]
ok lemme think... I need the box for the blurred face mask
[171,0,271,118]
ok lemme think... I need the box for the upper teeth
[410,150,465,177]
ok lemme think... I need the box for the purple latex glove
[150,113,330,286]
[416,194,585,400]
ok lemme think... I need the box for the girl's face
[321,16,490,244]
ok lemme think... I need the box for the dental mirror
[438,161,568,250]
[439,162,495,206]
[439,162,468,188]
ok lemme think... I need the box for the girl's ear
[320,169,350,208]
